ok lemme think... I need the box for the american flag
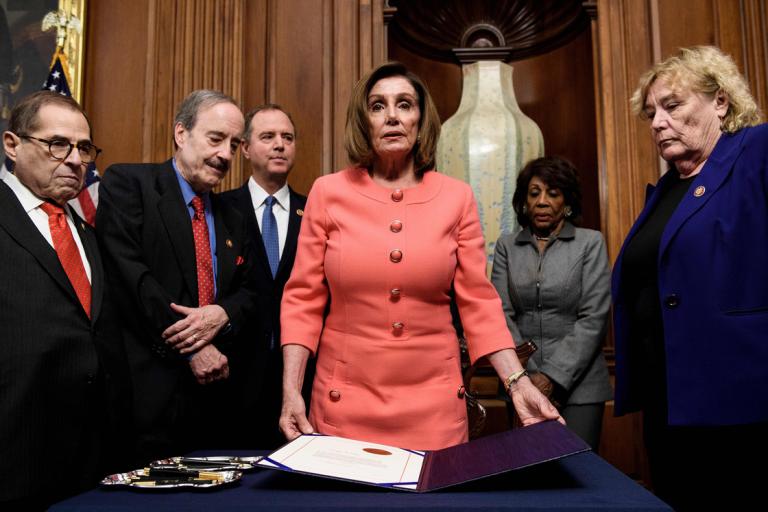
[44,48,99,225]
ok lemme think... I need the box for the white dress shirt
[248,177,290,259]
[0,165,92,281]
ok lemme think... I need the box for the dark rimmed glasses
[19,135,102,164]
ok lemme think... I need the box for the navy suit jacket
[612,124,768,425]
[220,182,306,350]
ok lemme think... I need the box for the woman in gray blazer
[491,157,612,450]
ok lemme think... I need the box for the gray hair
[173,89,239,134]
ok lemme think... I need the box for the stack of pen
[160,457,259,470]
[127,467,225,487]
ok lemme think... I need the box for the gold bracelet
[503,369,529,393]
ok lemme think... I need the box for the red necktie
[190,195,215,306]
[40,202,92,318]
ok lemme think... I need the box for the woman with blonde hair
[613,46,766,510]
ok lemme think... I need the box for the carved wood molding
[142,0,245,190]
[388,0,589,63]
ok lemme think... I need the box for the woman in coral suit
[279,62,562,451]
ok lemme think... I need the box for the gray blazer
[491,222,612,404]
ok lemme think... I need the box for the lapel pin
[296,209,304,217]
[80,222,86,230]
[693,185,706,197]
[225,239,233,248]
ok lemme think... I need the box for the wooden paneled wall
[143,0,245,191]
[595,0,768,263]
[83,0,149,173]
[84,0,388,195]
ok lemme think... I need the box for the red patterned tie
[40,202,92,318]
[190,195,215,306]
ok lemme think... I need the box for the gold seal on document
[363,448,392,456]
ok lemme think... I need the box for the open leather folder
[257,420,589,492]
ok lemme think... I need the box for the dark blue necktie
[262,195,279,278]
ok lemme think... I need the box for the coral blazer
[281,168,514,450]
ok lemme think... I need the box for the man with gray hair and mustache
[96,90,260,460]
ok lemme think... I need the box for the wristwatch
[503,369,529,393]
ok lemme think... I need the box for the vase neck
[458,60,521,112]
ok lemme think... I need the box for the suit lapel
[0,181,86,314]
[644,183,656,204]
[658,129,747,260]
[212,193,238,295]
[72,210,103,322]
[155,163,199,300]
[276,188,304,280]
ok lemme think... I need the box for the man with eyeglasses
[0,91,132,510]
[96,90,260,461]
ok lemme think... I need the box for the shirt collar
[248,176,289,211]
[0,163,65,215]
[172,158,211,208]
[515,221,576,244]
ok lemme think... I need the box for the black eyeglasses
[19,135,102,164]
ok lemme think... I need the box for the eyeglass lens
[48,139,99,162]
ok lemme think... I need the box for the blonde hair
[631,45,762,133]
[344,62,441,174]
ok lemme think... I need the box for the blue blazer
[612,124,768,426]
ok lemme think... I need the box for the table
[51,450,671,511]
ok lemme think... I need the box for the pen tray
[150,455,262,471]
[100,468,242,489]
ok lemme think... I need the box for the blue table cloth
[51,450,671,511]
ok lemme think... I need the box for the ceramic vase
[437,60,544,269]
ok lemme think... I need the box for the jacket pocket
[723,305,768,316]
[322,360,345,427]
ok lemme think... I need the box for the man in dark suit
[0,91,132,510]
[221,104,309,448]
[96,90,260,461]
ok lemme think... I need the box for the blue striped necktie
[262,195,279,278]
